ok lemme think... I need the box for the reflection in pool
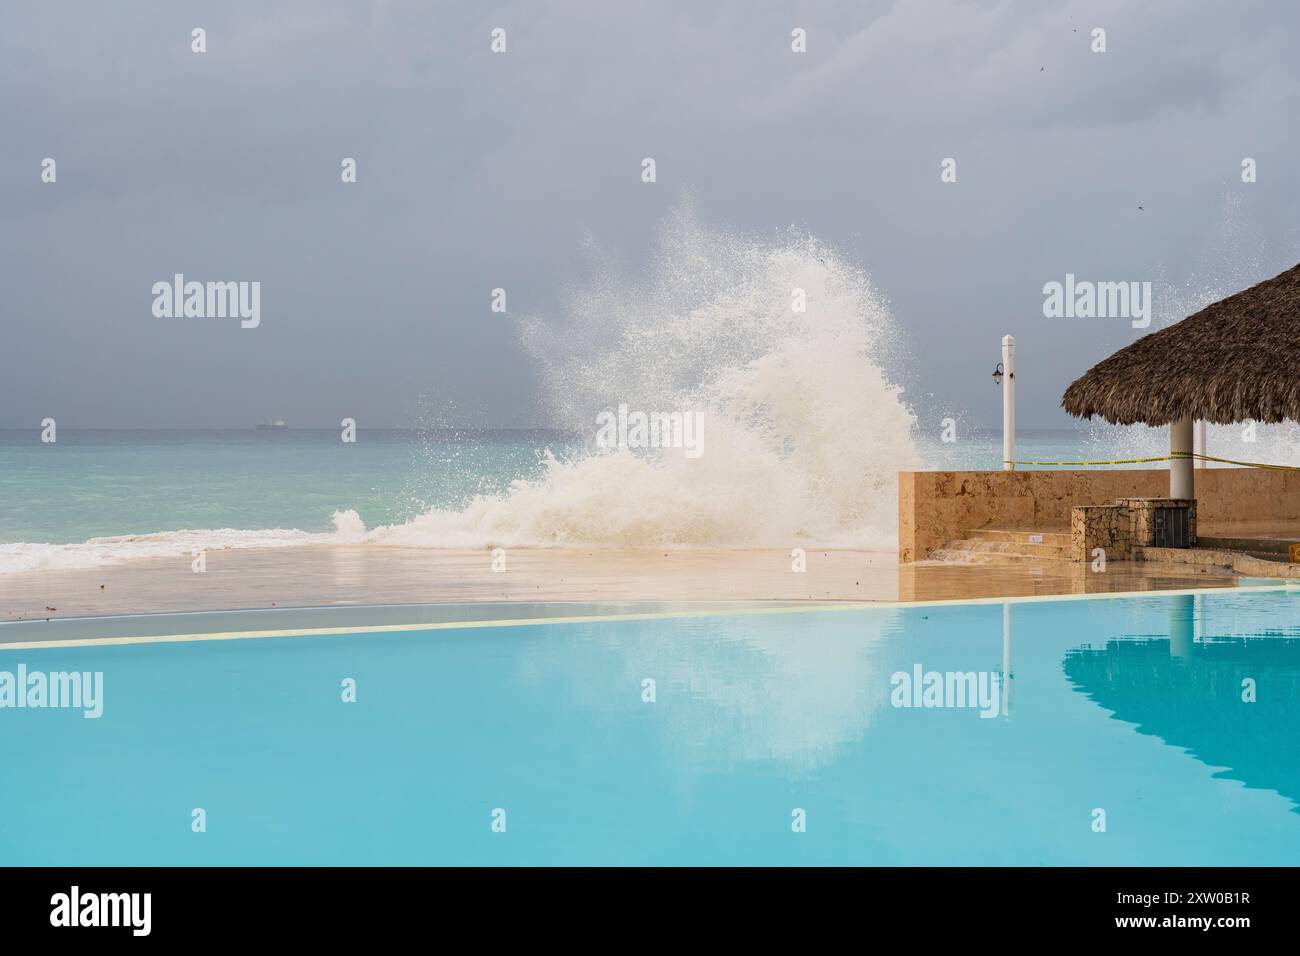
[3,589,1300,865]
[1064,593,1300,813]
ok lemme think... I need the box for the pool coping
[1,581,1295,651]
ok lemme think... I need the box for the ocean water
[3,589,1299,865]
[0,426,1150,570]
[1,425,1295,574]
[0,428,576,546]
[3,212,908,570]
[6,211,1299,572]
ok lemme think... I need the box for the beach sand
[1,545,1239,622]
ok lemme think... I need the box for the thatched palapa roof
[1061,262,1300,425]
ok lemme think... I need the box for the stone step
[947,537,1071,560]
[964,528,1072,547]
[1194,545,1296,564]
[932,533,1072,564]
[1138,545,1300,580]
[927,547,1058,567]
[946,538,1066,561]
[1197,536,1295,556]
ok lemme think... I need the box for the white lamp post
[993,335,1016,471]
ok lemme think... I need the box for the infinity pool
[3,589,1299,865]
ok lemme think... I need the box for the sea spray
[358,205,922,549]
[0,208,925,571]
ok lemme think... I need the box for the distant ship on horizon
[255,420,288,430]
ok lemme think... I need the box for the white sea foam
[358,204,921,550]
[0,525,339,574]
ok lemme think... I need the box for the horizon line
[0,424,1097,433]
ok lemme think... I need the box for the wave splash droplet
[362,204,921,550]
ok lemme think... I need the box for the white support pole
[1194,420,1206,469]
[1170,416,1194,499]
[1170,593,1194,658]
[1002,335,1015,471]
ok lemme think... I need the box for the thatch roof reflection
[1064,635,1300,810]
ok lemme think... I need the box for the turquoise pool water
[3,589,1299,866]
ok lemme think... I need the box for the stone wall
[899,467,1300,562]
[1118,497,1197,549]
[1070,498,1196,561]
[1071,505,1132,562]
[899,470,1167,562]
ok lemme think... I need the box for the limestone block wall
[1071,505,1132,561]
[899,470,1167,562]
[1117,497,1197,548]
[900,468,1300,562]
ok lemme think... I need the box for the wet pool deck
[1,545,1243,623]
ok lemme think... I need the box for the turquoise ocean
[5,221,1298,573]
[0,424,1246,574]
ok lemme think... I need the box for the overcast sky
[2,0,1297,429]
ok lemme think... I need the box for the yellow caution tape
[1003,452,1300,471]
[1002,455,1178,466]
[1181,452,1300,471]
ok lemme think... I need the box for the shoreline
[1,544,1240,622]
